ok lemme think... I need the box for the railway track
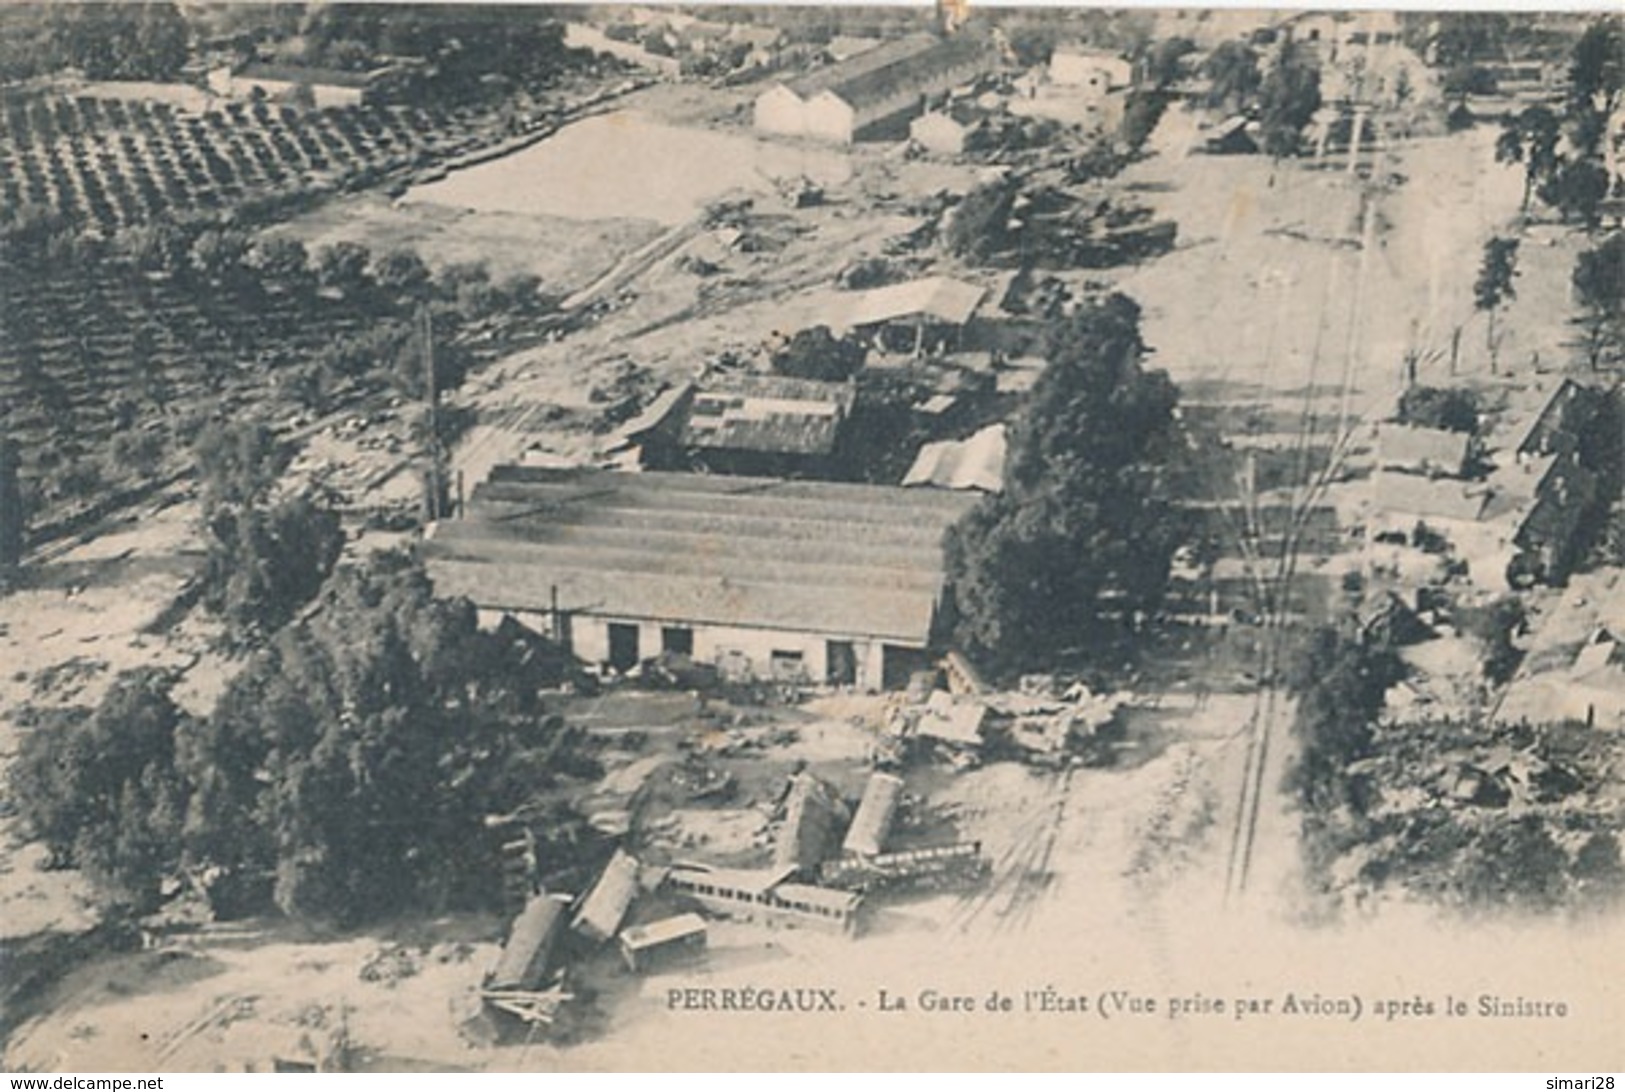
[949,766,1073,935]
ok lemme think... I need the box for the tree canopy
[1397,386,1481,435]
[193,421,343,643]
[1573,233,1625,369]
[945,295,1185,674]
[1258,41,1323,158]
[11,554,590,925]
[8,670,193,912]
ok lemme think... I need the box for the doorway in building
[607,623,640,671]
[661,626,694,657]
[826,640,857,686]
[881,644,932,690]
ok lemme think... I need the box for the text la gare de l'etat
[666,986,1571,1022]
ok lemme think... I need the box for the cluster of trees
[1201,39,1323,157]
[193,421,344,645]
[9,554,588,922]
[118,221,541,409]
[1396,386,1482,434]
[1287,623,1625,916]
[1285,625,1407,825]
[770,326,866,383]
[1495,19,1621,228]
[945,295,1186,675]
[290,4,575,101]
[0,3,188,83]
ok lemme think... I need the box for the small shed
[619,913,708,974]
[1204,116,1259,155]
[487,894,568,993]
[572,849,641,943]
[842,771,904,857]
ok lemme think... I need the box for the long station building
[423,466,977,689]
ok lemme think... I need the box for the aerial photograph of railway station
[0,0,1621,1073]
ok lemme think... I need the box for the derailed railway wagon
[818,841,989,894]
[665,864,864,935]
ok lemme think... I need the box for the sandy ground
[0,497,224,943]
[1116,107,1526,421]
[406,111,855,227]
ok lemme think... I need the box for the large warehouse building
[753,32,992,144]
[423,467,977,689]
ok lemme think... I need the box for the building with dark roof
[423,467,977,688]
[678,373,856,478]
[754,31,993,144]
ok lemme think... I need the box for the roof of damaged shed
[681,373,855,457]
[904,424,1006,493]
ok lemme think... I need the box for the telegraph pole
[421,304,443,523]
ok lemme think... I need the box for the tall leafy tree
[1474,236,1519,372]
[1259,41,1322,159]
[1567,17,1623,118]
[1202,40,1262,116]
[193,421,342,642]
[1573,233,1625,370]
[1495,106,1561,217]
[945,295,1184,673]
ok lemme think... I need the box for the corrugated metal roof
[787,32,992,121]
[682,374,855,457]
[840,276,987,330]
[787,33,939,99]
[425,468,975,645]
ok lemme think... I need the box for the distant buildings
[424,466,977,689]
[1366,379,1615,590]
[207,62,391,109]
[753,32,992,144]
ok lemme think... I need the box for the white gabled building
[754,32,993,144]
